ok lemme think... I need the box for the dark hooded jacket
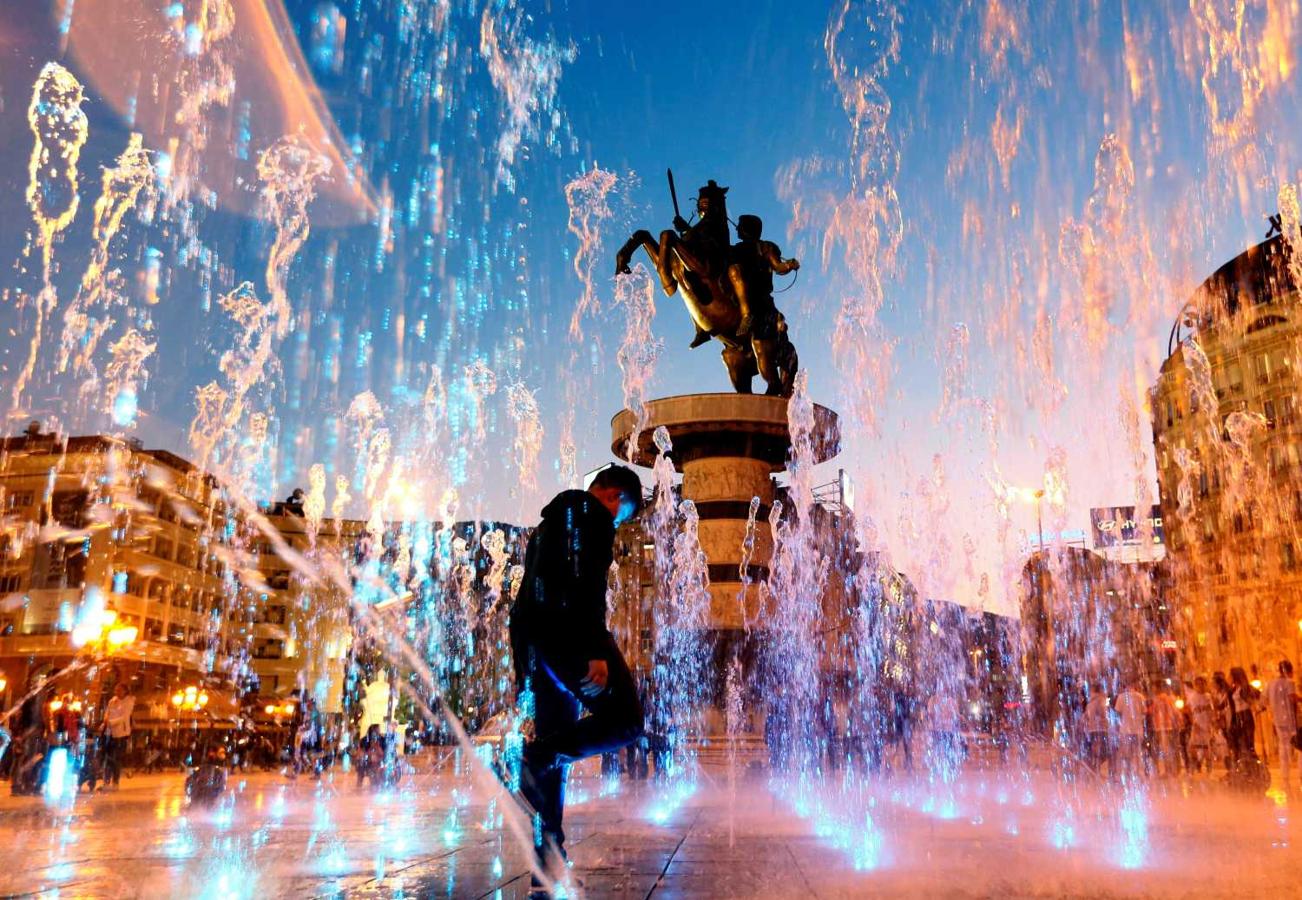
[509,490,616,687]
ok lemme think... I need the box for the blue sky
[2,0,1299,612]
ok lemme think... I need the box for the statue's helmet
[736,214,763,241]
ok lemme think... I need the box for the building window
[0,572,22,593]
[6,491,34,509]
[1254,352,1272,384]
[1227,362,1243,392]
[253,638,284,659]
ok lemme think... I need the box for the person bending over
[509,465,645,892]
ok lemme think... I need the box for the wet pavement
[2,758,1301,898]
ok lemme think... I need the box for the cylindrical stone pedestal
[611,393,840,630]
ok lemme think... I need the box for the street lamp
[1027,488,1046,552]
[171,685,210,712]
[73,609,138,653]
[1005,485,1047,551]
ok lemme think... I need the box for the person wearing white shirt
[1266,660,1299,791]
[102,683,135,788]
[1113,682,1148,780]
[1185,677,1215,774]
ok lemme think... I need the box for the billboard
[1090,505,1164,548]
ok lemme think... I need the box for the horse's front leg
[616,230,655,275]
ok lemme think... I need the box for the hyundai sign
[1090,505,1164,548]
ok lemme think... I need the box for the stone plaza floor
[2,756,1301,898]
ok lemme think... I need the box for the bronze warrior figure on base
[614,174,800,398]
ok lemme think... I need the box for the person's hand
[673,215,689,233]
[580,659,609,697]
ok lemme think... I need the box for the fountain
[3,0,1302,896]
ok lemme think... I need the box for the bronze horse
[614,179,797,397]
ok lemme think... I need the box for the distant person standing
[1186,677,1215,774]
[1212,671,1234,771]
[1083,683,1112,773]
[1150,684,1180,777]
[1114,682,1147,780]
[927,687,963,767]
[102,683,134,789]
[1228,667,1260,761]
[1266,660,1299,791]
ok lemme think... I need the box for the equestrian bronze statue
[615,174,800,397]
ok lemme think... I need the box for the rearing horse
[615,180,767,393]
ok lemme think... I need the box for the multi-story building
[246,504,366,712]
[0,424,237,712]
[1019,547,1176,732]
[1151,231,1302,675]
[0,424,361,727]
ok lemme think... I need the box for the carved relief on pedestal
[682,456,773,503]
[696,518,774,567]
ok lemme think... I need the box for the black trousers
[521,634,642,859]
[104,736,128,785]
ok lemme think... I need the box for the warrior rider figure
[727,214,799,339]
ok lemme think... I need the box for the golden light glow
[1251,679,1263,690]
[264,701,296,718]
[173,684,210,711]
[106,625,137,648]
[1175,698,1186,710]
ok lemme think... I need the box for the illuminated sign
[1090,505,1164,548]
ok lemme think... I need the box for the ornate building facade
[1151,232,1302,675]
[0,424,358,724]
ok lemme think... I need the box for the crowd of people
[4,682,136,796]
[1070,661,1300,789]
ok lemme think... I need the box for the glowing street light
[171,685,210,712]
[1011,486,1048,551]
[106,624,138,648]
[73,607,138,654]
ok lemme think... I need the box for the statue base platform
[611,393,840,630]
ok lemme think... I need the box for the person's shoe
[689,328,712,348]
